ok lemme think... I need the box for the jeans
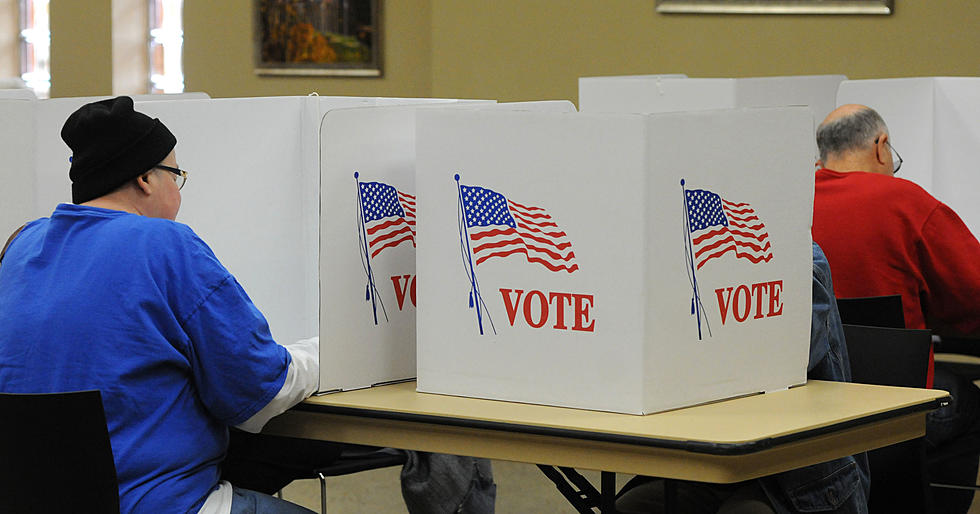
[230,487,316,514]
[401,451,497,514]
[222,430,496,514]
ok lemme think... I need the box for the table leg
[601,471,618,513]
[537,465,597,514]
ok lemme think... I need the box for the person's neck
[821,157,890,176]
[81,194,144,216]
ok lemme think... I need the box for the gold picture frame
[254,0,382,77]
[656,0,894,14]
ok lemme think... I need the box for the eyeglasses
[874,137,903,175]
[155,164,189,190]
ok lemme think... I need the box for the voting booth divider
[317,100,574,392]
[579,75,846,133]
[415,107,815,414]
[836,77,980,237]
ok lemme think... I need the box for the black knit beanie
[61,96,177,204]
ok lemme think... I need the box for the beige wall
[182,1,432,98]
[44,1,980,101]
[50,0,112,97]
[429,0,980,104]
[0,0,18,79]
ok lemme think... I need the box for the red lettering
[409,275,417,307]
[768,280,783,316]
[733,285,751,322]
[523,290,549,328]
[572,294,595,332]
[391,275,412,311]
[751,282,768,319]
[714,287,733,325]
[549,292,573,330]
[499,288,525,326]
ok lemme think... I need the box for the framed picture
[655,0,894,14]
[255,0,381,77]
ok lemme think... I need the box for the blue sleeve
[177,267,291,426]
[810,242,851,382]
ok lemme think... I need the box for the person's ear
[135,172,154,195]
[874,134,889,166]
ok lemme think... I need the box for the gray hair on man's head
[816,106,888,163]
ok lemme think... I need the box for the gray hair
[816,107,888,163]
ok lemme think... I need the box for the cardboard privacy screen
[415,107,815,414]
[318,101,572,392]
[579,75,846,133]
[836,77,980,238]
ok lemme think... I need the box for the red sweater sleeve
[917,204,980,337]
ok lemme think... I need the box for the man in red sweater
[813,103,980,513]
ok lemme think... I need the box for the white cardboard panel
[317,99,559,393]
[933,79,980,236]
[836,78,980,236]
[136,97,322,347]
[580,77,737,115]
[580,75,845,136]
[0,99,36,235]
[320,106,422,392]
[415,107,812,414]
[0,89,36,100]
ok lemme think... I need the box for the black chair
[0,390,120,513]
[836,294,905,329]
[306,445,407,514]
[842,323,934,514]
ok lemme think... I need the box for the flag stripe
[514,221,567,240]
[366,217,409,236]
[695,237,771,260]
[474,247,580,273]
[371,235,416,258]
[370,224,414,246]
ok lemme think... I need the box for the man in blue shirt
[0,96,329,513]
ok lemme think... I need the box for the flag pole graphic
[455,174,488,335]
[354,171,383,325]
[681,179,705,340]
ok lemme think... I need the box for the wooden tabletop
[264,380,947,482]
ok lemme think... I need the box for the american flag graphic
[358,181,416,258]
[685,188,772,270]
[460,185,578,273]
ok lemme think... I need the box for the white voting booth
[579,75,846,132]
[415,107,815,414]
[836,77,980,237]
[318,100,572,392]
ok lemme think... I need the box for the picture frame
[254,0,382,77]
[655,0,894,14]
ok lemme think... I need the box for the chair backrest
[843,323,931,388]
[836,295,905,329]
[0,390,120,513]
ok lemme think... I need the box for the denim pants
[222,430,496,513]
[230,487,316,514]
